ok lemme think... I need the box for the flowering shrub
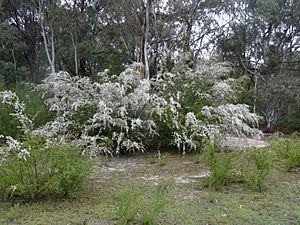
[36,65,164,155]
[0,91,32,135]
[0,92,91,201]
[0,135,91,200]
[0,57,262,156]
[152,57,262,153]
[0,85,54,144]
[32,58,262,154]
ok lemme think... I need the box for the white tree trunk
[51,28,55,73]
[253,75,258,113]
[39,0,55,74]
[144,0,151,80]
[70,31,78,76]
[12,50,17,71]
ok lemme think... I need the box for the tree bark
[70,31,78,76]
[39,0,55,74]
[140,19,145,79]
[143,0,151,80]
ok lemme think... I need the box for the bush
[0,61,29,87]
[35,59,262,155]
[148,154,158,164]
[116,184,168,225]
[158,153,171,166]
[272,136,300,171]
[14,83,55,130]
[0,136,91,201]
[203,144,234,191]
[242,149,272,192]
[0,102,23,144]
[0,84,54,143]
[116,191,140,225]
[141,184,168,225]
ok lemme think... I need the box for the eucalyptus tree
[1,0,41,82]
[38,0,60,74]
[217,0,300,128]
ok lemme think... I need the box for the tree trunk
[140,22,145,79]
[70,31,78,76]
[40,23,55,73]
[24,48,38,83]
[143,0,151,80]
[11,49,16,71]
[50,27,55,73]
[28,59,38,83]
[39,0,55,74]
[253,75,258,113]
[183,22,192,53]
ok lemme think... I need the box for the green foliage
[148,154,158,164]
[116,191,140,225]
[14,84,55,129]
[154,78,212,153]
[0,136,91,201]
[106,53,126,76]
[242,149,272,192]
[203,145,234,191]
[141,184,168,225]
[0,61,29,87]
[153,107,177,151]
[69,105,97,136]
[158,153,171,166]
[0,75,4,91]
[272,136,300,171]
[194,153,203,164]
[0,102,23,143]
[0,84,54,143]
[275,106,300,133]
[116,184,168,225]
[4,203,22,221]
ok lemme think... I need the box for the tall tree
[38,0,56,74]
[1,0,40,82]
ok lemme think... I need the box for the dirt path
[91,155,209,185]
[221,136,269,150]
[91,137,269,185]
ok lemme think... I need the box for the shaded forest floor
[1,153,300,225]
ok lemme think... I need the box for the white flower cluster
[0,91,33,134]
[152,57,262,153]
[36,66,166,155]
[0,135,30,165]
[203,104,263,139]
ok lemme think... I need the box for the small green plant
[268,136,300,171]
[242,149,272,192]
[141,184,168,225]
[116,184,169,225]
[0,136,91,201]
[159,153,171,166]
[285,148,300,171]
[203,144,234,191]
[278,138,300,171]
[148,154,158,164]
[5,203,21,221]
[207,192,216,203]
[116,191,140,225]
[194,153,204,164]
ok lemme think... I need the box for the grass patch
[202,144,235,191]
[159,153,171,166]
